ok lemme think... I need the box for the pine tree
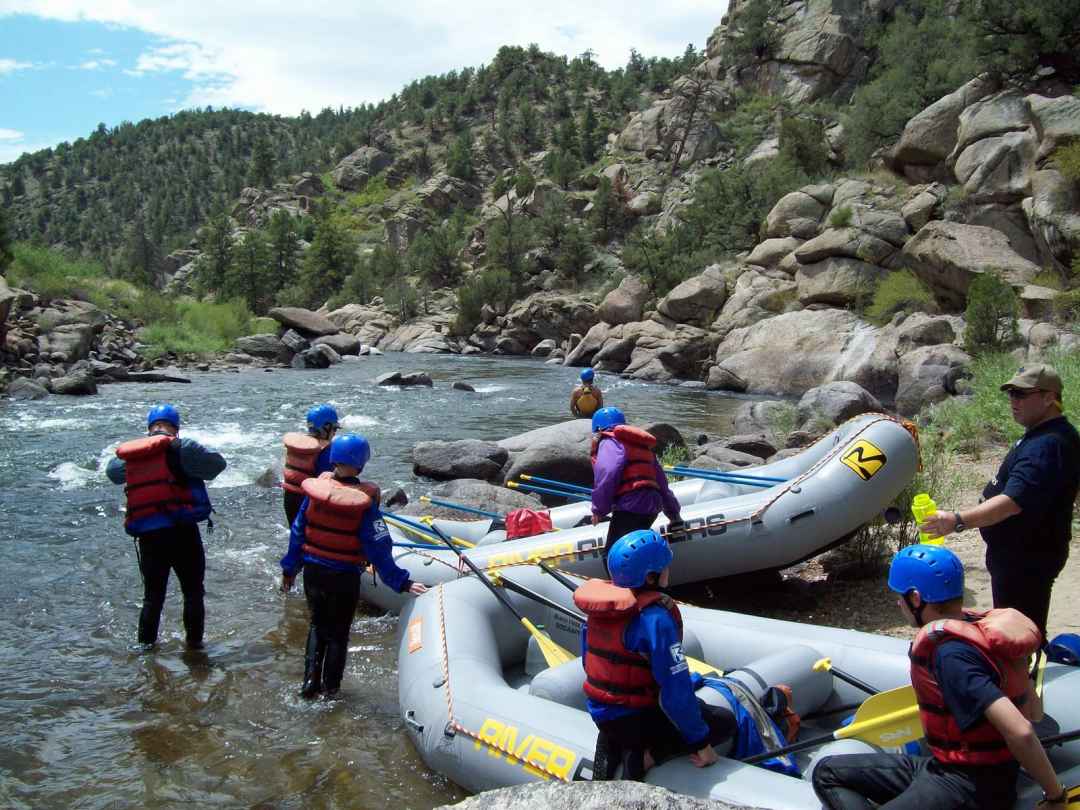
[0,205,13,274]
[581,104,600,164]
[267,210,301,297]
[122,214,159,286]
[228,229,271,312]
[447,130,475,181]
[195,212,235,293]
[516,100,540,150]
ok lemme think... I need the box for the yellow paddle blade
[837,685,922,748]
[1067,785,1079,805]
[688,656,722,676]
[521,617,575,667]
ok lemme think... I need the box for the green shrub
[828,206,853,229]
[963,272,1020,355]
[659,443,690,468]
[1053,288,1080,327]
[139,297,258,359]
[865,269,936,324]
[1055,140,1080,187]
[778,115,831,178]
[1032,269,1065,291]
[452,268,512,335]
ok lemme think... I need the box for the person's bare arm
[920,494,1021,537]
[984,697,1064,804]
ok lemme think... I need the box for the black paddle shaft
[426,523,528,624]
[827,665,881,697]
[498,575,585,623]
[538,560,581,592]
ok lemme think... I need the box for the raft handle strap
[404,710,424,735]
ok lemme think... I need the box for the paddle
[418,495,505,523]
[519,474,593,495]
[663,466,778,489]
[813,657,884,696]
[384,513,475,548]
[426,522,575,668]
[666,464,786,484]
[532,561,722,677]
[507,480,591,502]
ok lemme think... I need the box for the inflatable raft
[367,413,919,613]
[397,567,1080,809]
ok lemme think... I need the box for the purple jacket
[591,435,681,520]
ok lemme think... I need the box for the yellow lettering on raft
[472,717,576,780]
[485,542,575,570]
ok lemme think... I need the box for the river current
[0,354,755,809]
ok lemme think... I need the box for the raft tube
[398,567,1080,809]
[368,413,919,613]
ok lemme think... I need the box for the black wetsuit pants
[602,510,659,575]
[812,753,1018,810]
[986,552,1065,640]
[136,523,205,647]
[302,562,361,693]
[592,700,736,781]
[283,490,304,530]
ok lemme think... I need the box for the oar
[743,685,924,763]
[507,480,591,502]
[813,657,883,696]
[519,474,593,495]
[418,495,504,522]
[531,561,721,676]
[384,513,475,548]
[666,464,786,484]
[426,523,575,668]
[663,466,778,489]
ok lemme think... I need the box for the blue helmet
[146,403,180,430]
[330,433,370,471]
[580,368,595,383]
[1047,633,1080,666]
[306,404,340,432]
[592,406,625,433]
[608,529,673,588]
[887,544,964,603]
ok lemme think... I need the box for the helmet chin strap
[903,592,926,627]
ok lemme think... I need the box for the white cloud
[0,1,725,115]
[76,58,118,70]
[0,127,24,140]
[0,132,68,164]
[89,87,113,98]
[0,57,35,75]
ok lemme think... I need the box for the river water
[0,354,756,809]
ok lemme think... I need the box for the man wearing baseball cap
[919,363,1079,637]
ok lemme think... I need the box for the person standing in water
[281,404,339,527]
[571,368,604,418]
[107,403,226,650]
[280,433,427,699]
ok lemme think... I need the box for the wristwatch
[1041,785,1067,803]
[953,511,966,532]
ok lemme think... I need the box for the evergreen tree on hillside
[0,206,13,274]
[250,137,276,188]
[969,0,1080,80]
[580,104,600,164]
[267,210,301,296]
[302,212,358,304]
[228,229,271,312]
[195,212,235,293]
[122,214,160,286]
[447,131,475,181]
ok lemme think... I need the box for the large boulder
[598,275,649,326]
[690,442,762,470]
[290,347,332,369]
[794,227,898,267]
[374,371,434,387]
[330,146,393,191]
[312,333,361,356]
[764,188,829,239]
[890,75,998,178]
[895,312,957,355]
[379,320,456,353]
[902,221,1042,308]
[746,237,802,269]
[234,334,292,363]
[413,440,509,482]
[399,478,542,521]
[498,420,595,488]
[48,366,98,396]
[268,307,339,337]
[656,264,728,326]
[711,269,798,339]
[1023,169,1080,269]
[732,400,793,436]
[499,293,598,352]
[795,257,887,307]
[796,381,882,428]
[6,377,50,400]
[611,320,719,383]
[895,344,972,417]
[30,300,107,332]
[417,172,482,214]
[36,323,96,363]
[952,129,1038,204]
[280,329,310,354]
[563,322,611,367]
[0,276,17,333]
[1027,93,1080,162]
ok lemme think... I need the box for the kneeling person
[812,544,1066,810]
[280,433,427,698]
[575,529,734,780]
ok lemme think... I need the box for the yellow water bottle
[911,493,943,545]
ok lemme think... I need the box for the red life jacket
[591,425,660,497]
[116,434,197,534]
[910,608,1041,766]
[282,432,327,494]
[574,578,683,708]
[300,472,380,566]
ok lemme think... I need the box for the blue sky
[0,1,726,166]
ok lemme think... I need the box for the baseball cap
[1000,363,1063,396]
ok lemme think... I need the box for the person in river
[280,433,427,699]
[812,544,1067,810]
[106,403,227,650]
[575,529,735,780]
[281,404,339,528]
[570,368,604,418]
[590,406,682,571]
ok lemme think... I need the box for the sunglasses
[1006,388,1043,401]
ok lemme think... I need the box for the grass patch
[1055,288,1080,328]
[1033,270,1065,291]
[828,205,853,228]
[924,350,1080,456]
[659,443,690,468]
[346,173,410,211]
[1053,140,1080,187]
[7,243,142,314]
[864,269,936,324]
[139,297,261,359]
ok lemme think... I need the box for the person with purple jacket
[590,407,682,573]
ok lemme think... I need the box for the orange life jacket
[282,432,328,494]
[574,578,682,708]
[300,472,380,566]
[591,425,660,497]
[910,608,1041,766]
[116,434,208,535]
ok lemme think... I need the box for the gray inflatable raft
[398,567,1080,809]
[368,413,919,613]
